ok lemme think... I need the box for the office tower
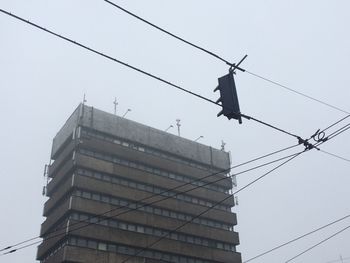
[37,104,241,263]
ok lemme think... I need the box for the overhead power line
[244,71,350,115]
[0,8,304,142]
[2,114,349,256]
[1,7,349,258]
[326,256,350,263]
[120,153,304,263]
[2,151,304,256]
[103,0,237,68]
[109,119,350,263]
[0,144,300,254]
[320,150,350,164]
[243,213,350,263]
[285,224,350,263]
[104,0,349,115]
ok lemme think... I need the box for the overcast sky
[0,1,349,262]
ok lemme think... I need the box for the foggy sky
[0,1,349,262]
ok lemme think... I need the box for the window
[69,237,77,246]
[82,192,91,199]
[216,242,223,249]
[101,195,109,203]
[80,214,89,221]
[108,244,117,252]
[128,224,136,231]
[154,208,162,215]
[77,238,87,247]
[92,193,100,201]
[119,222,127,230]
[98,242,107,251]
[87,240,97,249]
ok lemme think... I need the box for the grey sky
[0,1,349,262]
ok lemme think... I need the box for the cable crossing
[0,8,309,144]
[103,0,349,115]
[0,144,300,254]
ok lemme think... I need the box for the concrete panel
[42,193,236,239]
[77,105,230,170]
[68,222,240,263]
[74,154,234,206]
[80,137,232,189]
[51,104,82,159]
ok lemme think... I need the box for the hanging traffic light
[214,71,242,124]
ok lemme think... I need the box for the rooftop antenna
[194,135,203,142]
[176,119,181,136]
[165,125,173,132]
[113,97,118,115]
[82,93,87,105]
[122,109,131,118]
[221,140,226,151]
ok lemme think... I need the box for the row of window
[41,239,67,262]
[68,236,221,263]
[73,189,234,231]
[76,168,231,212]
[78,147,231,200]
[69,212,236,252]
[81,128,225,175]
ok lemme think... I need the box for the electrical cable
[241,123,350,262]
[326,256,350,263]
[327,124,350,141]
[320,150,350,164]
[4,120,349,257]
[314,115,350,135]
[103,0,349,115]
[243,213,350,263]
[244,71,350,115]
[285,224,350,263]
[118,122,350,263]
[1,7,349,258]
[0,8,306,142]
[120,152,304,263]
[103,0,237,69]
[0,144,300,254]
[1,151,304,256]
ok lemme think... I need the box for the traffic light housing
[214,71,242,124]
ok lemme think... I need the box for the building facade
[37,104,241,263]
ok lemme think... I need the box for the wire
[28,151,308,253]
[243,214,350,263]
[326,256,350,263]
[2,151,303,256]
[0,8,305,141]
[327,124,350,141]
[320,150,350,164]
[103,0,238,69]
[244,71,350,115]
[1,7,348,257]
[103,0,349,115]
[5,119,349,256]
[119,120,350,263]
[242,124,350,262]
[120,152,304,263]
[285,224,350,263]
[319,115,350,134]
[0,144,300,254]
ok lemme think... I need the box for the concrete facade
[37,104,241,263]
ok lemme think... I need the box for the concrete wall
[51,104,82,159]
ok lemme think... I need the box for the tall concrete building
[37,104,241,263]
